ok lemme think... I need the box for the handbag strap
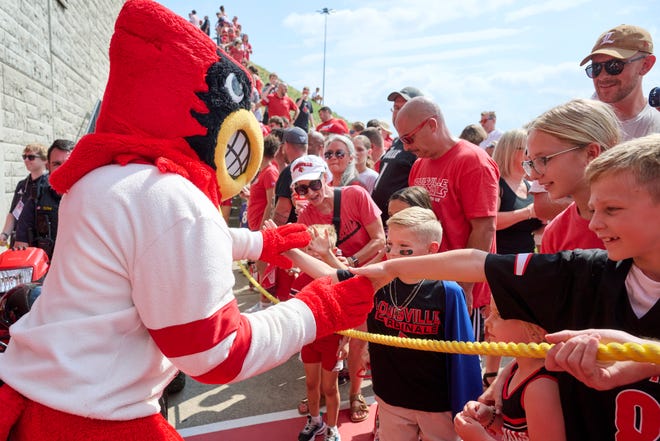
[333,188,342,244]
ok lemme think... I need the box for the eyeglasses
[585,55,647,79]
[293,179,323,196]
[22,154,39,161]
[522,145,585,176]
[323,150,346,160]
[479,119,489,124]
[399,116,436,145]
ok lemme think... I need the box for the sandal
[482,372,498,389]
[349,393,369,422]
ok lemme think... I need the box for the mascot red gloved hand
[0,1,374,440]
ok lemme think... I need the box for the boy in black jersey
[353,136,660,441]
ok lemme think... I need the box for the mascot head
[51,0,263,203]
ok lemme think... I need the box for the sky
[158,0,660,136]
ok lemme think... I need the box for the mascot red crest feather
[50,0,263,206]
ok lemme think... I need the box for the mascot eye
[225,73,245,103]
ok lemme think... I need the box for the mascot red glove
[295,275,375,338]
[260,224,310,269]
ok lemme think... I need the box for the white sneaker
[324,426,340,441]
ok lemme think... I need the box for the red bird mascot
[0,1,374,439]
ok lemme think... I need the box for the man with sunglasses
[0,144,49,248]
[395,96,499,327]
[477,111,502,155]
[580,24,660,140]
[14,140,74,260]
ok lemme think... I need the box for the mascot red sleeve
[0,1,374,439]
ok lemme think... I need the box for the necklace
[388,278,426,313]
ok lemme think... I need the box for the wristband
[484,405,497,431]
[0,232,8,240]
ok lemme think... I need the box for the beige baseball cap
[580,24,653,66]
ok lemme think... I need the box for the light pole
[317,7,334,105]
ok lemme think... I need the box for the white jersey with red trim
[0,164,316,420]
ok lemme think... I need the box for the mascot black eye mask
[50,0,263,205]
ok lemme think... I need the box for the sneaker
[298,416,327,441]
[337,367,350,385]
[324,426,341,441]
[244,301,271,313]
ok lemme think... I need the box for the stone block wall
[0,0,123,218]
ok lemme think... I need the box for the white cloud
[505,0,590,22]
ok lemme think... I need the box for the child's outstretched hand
[307,226,333,259]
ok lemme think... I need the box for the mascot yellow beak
[214,109,263,199]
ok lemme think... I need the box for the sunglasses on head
[585,55,647,79]
[22,154,39,161]
[323,150,346,160]
[293,179,323,196]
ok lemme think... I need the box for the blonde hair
[586,133,660,203]
[528,99,621,151]
[386,206,442,244]
[492,129,527,177]
[23,143,48,160]
[308,224,338,248]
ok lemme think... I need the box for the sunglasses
[400,115,436,145]
[22,154,39,161]
[293,179,323,196]
[323,150,346,160]
[585,55,647,79]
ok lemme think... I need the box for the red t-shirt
[228,46,245,64]
[297,185,381,262]
[540,202,604,253]
[316,118,349,135]
[409,140,499,308]
[247,163,279,231]
[261,93,298,121]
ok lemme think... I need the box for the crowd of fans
[231,18,660,441]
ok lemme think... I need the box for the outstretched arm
[352,248,488,287]
[284,248,339,282]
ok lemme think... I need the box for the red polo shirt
[261,93,298,121]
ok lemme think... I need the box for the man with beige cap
[581,24,660,140]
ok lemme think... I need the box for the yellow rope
[238,262,660,364]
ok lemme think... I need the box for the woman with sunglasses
[291,154,385,424]
[323,135,361,188]
[524,99,620,253]
[1,144,49,248]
